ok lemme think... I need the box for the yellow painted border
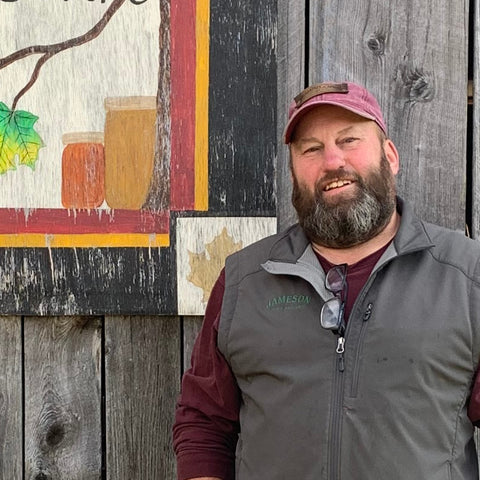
[194,0,210,210]
[0,234,170,248]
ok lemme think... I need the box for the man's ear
[383,138,400,175]
[288,147,295,180]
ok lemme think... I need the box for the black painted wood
[208,0,277,216]
[0,245,177,315]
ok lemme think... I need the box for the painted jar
[104,96,156,209]
[61,132,105,209]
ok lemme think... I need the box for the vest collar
[261,197,434,298]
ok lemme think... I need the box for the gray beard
[292,155,396,248]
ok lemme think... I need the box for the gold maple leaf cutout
[187,227,243,303]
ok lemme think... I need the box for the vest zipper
[329,303,372,476]
[329,269,379,478]
[329,335,345,479]
[336,336,345,372]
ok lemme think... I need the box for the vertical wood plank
[105,316,181,480]
[473,0,480,238]
[304,0,468,230]
[0,316,22,479]
[276,0,306,230]
[24,316,102,480]
[183,317,204,373]
[208,0,277,217]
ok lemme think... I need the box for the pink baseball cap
[283,82,387,144]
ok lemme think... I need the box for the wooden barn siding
[0,315,185,479]
[278,0,469,230]
[1,1,479,479]
[473,0,480,238]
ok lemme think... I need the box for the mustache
[314,169,362,195]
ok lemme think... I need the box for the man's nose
[323,145,346,170]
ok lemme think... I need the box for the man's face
[289,104,399,248]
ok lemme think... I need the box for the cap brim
[283,100,377,144]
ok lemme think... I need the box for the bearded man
[173,82,480,480]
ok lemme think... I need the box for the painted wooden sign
[0,0,277,314]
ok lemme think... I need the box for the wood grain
[105,316,181,479]
[208,0,277,216]
[183,317,204,373]
[473,0,480,238]
[306,0,468,230]
[0,247,176,315]
[0,316,22,479]
[276,0,306,230]
[24,316,102,479]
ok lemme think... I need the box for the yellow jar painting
[104,96,157,210]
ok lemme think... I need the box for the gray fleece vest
[217,201,480,480]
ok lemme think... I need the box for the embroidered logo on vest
[267,294,312,310]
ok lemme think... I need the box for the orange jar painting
[104,96,157,210]
[61,132,105,209]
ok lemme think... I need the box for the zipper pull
[336,336,345,354]
[363,303,373,321]
[336,336,345,372]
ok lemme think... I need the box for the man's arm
[468,365,480,426]
[173,270,240,480]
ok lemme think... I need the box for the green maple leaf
[0,102,44,174]
[0,103,16,173]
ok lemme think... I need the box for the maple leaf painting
[187,227,243,302]
[0,102,44,174]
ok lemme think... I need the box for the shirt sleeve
[173,268,240,480]
[468,366,480,427]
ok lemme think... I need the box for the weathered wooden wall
[278,0,469,231]
[473,0,480,238]
[0,315,184,479]
[1,0,478,479]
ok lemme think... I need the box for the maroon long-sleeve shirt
[173,248,480,480]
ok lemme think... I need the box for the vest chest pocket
[227,289,336,389]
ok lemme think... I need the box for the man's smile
[324,179,354,191]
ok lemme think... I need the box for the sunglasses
[320,263,348,335]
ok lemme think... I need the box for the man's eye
[342,137,358,144]
[304,146,321,153]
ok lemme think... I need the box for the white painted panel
[177,217,277,315]
[0,1,159,208]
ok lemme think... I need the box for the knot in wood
[367,33,385,57]
[34,474,48,480]
[401,67,435,103]
[45,422,65,448]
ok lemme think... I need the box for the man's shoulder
[224,223,306,280]
[422,220,480,277]
[423,220,479,250]
[229,223,301,261]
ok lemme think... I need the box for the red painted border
[0,209,169,234]
[170,0,196,210]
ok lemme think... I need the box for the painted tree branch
[2,0,126,110]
